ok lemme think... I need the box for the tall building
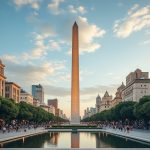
[100,91,112,112]
[96,94,101,113]
[71,22,80,124]
[126,68,148,86]
[20,89,33,105]
[83,107,96,119]
[48,99,58,109]
[49,105,55,115]
[48,99,58,115]
[122,69,150,102]
[32,84,44,104]
[111,82,125,107]
[0,59,6,97]
[5,82,21,103]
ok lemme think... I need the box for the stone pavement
[102,128,150,143]
[0,127,47,143]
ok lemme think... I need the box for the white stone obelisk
[71,22,80,124]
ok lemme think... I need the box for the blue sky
[0,0,150,117]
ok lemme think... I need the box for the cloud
[68,5,87,14]
[48,0,65,15]
[141,40,150,45]
[77,16,106,54]
[113,4,150,38]
[43,84,118,97]
[13,0,41,10]
[22,29,56,60]
[3,56,65,87]
[44,85,70,97]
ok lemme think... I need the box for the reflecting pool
[1,132,150,148]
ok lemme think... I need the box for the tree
[0,98,19,122]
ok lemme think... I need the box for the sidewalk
[0,127,47,143]
[102,128,150,143]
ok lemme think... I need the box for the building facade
[49,105,55,115]
[48,99,58,115]
[0,59,6,98]
[100,91,112,112]
[32,84,44,104]
[20,89,33,105]
[83,107,96,119]
[5,82,21,103]
[111,82,125,107]
[96,94,101,113]
[33,98,40,107]
[122,69,150,102]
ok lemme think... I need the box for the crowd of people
[0,120,45,134]
[87,119,150,133]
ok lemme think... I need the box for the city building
[95,94,101,113]
[0,59,6,97]
[56,108,63,118]
[100,91,112,112]
[48,99,58,115]
[5,82,21,103]
[111,82,125,107]
[32,84,44,104]
[20,89,33,105]
[83,107,96,119]
[33,98,40,107]
[122,69,150,102]
[49,105,55,115]
[40,104,49,112]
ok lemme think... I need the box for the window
[5,93,9,98]
[141,85,142,87]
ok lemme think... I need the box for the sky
[0,0,150,118]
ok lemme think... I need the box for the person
[2,126,6,133]
[126,125,130,133]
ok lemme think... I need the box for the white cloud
[13,0,41,10]
[22,29,56,60]
[68,5,87,14]
[3,56,66,86]
[141,40,150,45]
[48,0,65,15]
[2,55,19,64]
[114,4,150,38]
[77,16,106,54]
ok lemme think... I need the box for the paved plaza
[0,127,47,143]
[102,128,150,143]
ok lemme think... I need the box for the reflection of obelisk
[71,22,80,124]
[71,132,80,148]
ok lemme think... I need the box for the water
[1,132,150,148]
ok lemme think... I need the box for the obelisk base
[71,115,80,125]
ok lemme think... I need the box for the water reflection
[1,132,150,148]
[71,132,79,148]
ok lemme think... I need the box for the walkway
[0,127,150,145]
[0,127,47,143]
[102,128,150,144]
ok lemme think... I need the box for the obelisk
[71,22,80,124]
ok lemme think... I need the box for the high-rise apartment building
[32,84,44,104]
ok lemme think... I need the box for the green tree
[0,98,19,122]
